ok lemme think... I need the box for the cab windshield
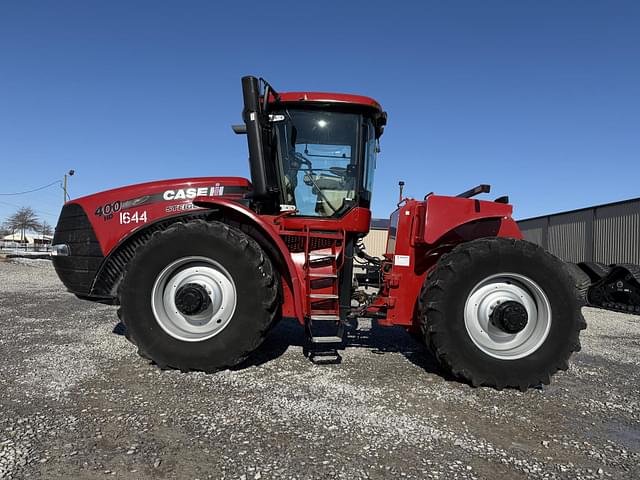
[274,110,374,217]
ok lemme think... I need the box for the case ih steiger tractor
[52,76,585,391]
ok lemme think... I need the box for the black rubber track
[591,301,640,316]
[587,263,640,315]
[419,237,586,391]
[578,262,612,283]
[117,219,279,372]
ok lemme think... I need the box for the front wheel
[118,219,280,372]
[420,237,586,391]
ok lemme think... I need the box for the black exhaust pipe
[241,76,269,199]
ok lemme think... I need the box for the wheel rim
[464,273,551,360]
[151,256,237,342]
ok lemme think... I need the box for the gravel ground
[0,259,638,479]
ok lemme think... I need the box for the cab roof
[274,91,383,113]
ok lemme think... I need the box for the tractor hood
[52,176,251,297]
[70,176,251,211]
[56,176,251,257]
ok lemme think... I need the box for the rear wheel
[565,262,591,305]
[118,219,279,372]
[420,237,585,391]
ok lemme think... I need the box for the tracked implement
[51,75,586,390]
[577,262,640,314]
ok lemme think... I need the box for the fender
[89,209,219,298]
[193,196,305,324]
[417,195,523,245]
[375,197,523,327]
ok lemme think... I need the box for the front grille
[52,203,104,295]
[282,235,305,253]
[309,237,335,252]
[281,235,337,253]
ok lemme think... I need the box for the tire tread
[117,219,279,372]
[420,237,586,390]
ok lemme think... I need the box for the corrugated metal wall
[361,229,388,258]
[593,201,640,264]
[520,217,547,248]
[547,209,591,263]
[518,198,640,264]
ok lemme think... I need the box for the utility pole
[63,170,75,202]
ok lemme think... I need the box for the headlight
[51,244,70,256]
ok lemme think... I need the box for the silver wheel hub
[464,273,551,360]
[151,256,237,342]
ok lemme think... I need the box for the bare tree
[1,220,15,244]
[40,221,53,237]
[39,220,53,250]
[6,207,40,243]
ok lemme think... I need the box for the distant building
[1,233,53,247]
[362,218,390,258]
[518,196,640,264]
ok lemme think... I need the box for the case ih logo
[163,185,225,201]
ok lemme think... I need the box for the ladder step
[309,253,337,267]
[311,336,343,344]
[309,233,343,240]
[309,259,335,268]
[306,349,342,365]
[309,253,337,260]
[309,277,335,290]
[308,273,338,278]
[311,307,338,315]
[310,314,340,321]
[309,293,338,299]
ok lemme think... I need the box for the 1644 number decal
[119,211,148,225]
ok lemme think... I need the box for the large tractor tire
[420,237,586,391]
[565,262,592,306]
[118,219,279,372]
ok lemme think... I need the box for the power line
[0,200,59,219]
[0,180,61,196]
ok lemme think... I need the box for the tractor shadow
[234,317,451,379]
[112,318,451,380]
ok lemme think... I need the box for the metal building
[361,218,389,258]
[518,197,640,264]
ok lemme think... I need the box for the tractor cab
[236,77,386,218]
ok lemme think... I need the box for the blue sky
[1,1,639,226]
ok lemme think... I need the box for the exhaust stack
[241,76,269,199]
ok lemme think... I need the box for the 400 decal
[94,201,121,219]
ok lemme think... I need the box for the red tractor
[52,76,585,390]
